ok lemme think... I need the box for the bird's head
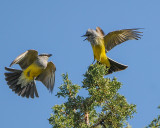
[81,29,98,42]
[82,27,105,43]
[39,54,52,60]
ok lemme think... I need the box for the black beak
[81,34,87,41]
[47,54,52,57]
[81,34,86,37]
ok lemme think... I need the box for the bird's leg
[92,58,95,64]
[97,61,101,64]
[92,55,96,64]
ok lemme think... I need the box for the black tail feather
[5,74,20,81]
[21,86,27,97]
[7,78,19,86]
[15,86,22,93]
[25,85,31,98]
[5,67,21,72]
[4,72,20,77]
[107,58,128,75]
[34,84,39,97]
[4,67,39,98]
[30,84,34,98]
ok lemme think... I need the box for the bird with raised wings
[4,49,56,98]
[82,27,143,74]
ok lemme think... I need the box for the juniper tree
[49,64,136,128]
[145,106,160,128]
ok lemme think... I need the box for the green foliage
[49,63,136,128]
[145,106,160,128]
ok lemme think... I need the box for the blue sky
[0,0,159,127]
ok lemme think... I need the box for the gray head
[38,53,52,60]
[82,29,97,42]
[82,27,105,43]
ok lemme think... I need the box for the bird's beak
[47,54,52,57]
[81,34,86,37]
[81,34,87,41]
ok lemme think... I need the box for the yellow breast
[91,38,110,67]
[23,63,43,80]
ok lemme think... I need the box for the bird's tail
[4,67,39,98]
[107,58,128,74]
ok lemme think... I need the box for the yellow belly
[23,63,43,80]
[91,42,110,67]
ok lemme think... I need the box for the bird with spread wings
[82,27,143,74]
[4,49,56,98]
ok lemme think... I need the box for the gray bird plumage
[82,27,143,75]
[4,50,56,98]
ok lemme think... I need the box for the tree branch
[85,111,90,126]
[90,112,111,128]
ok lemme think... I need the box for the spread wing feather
[104,28,143,52]
[10,50,38,69]
[36,62,56,93]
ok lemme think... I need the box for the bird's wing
[36,62,56,93]
[10,49,38,69]
[104,28,143,52]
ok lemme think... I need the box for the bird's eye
[86,33,90,37]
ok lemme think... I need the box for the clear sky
[0,0,159,128]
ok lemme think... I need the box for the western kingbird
[4,49,56,98]
[82,27,142,74]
